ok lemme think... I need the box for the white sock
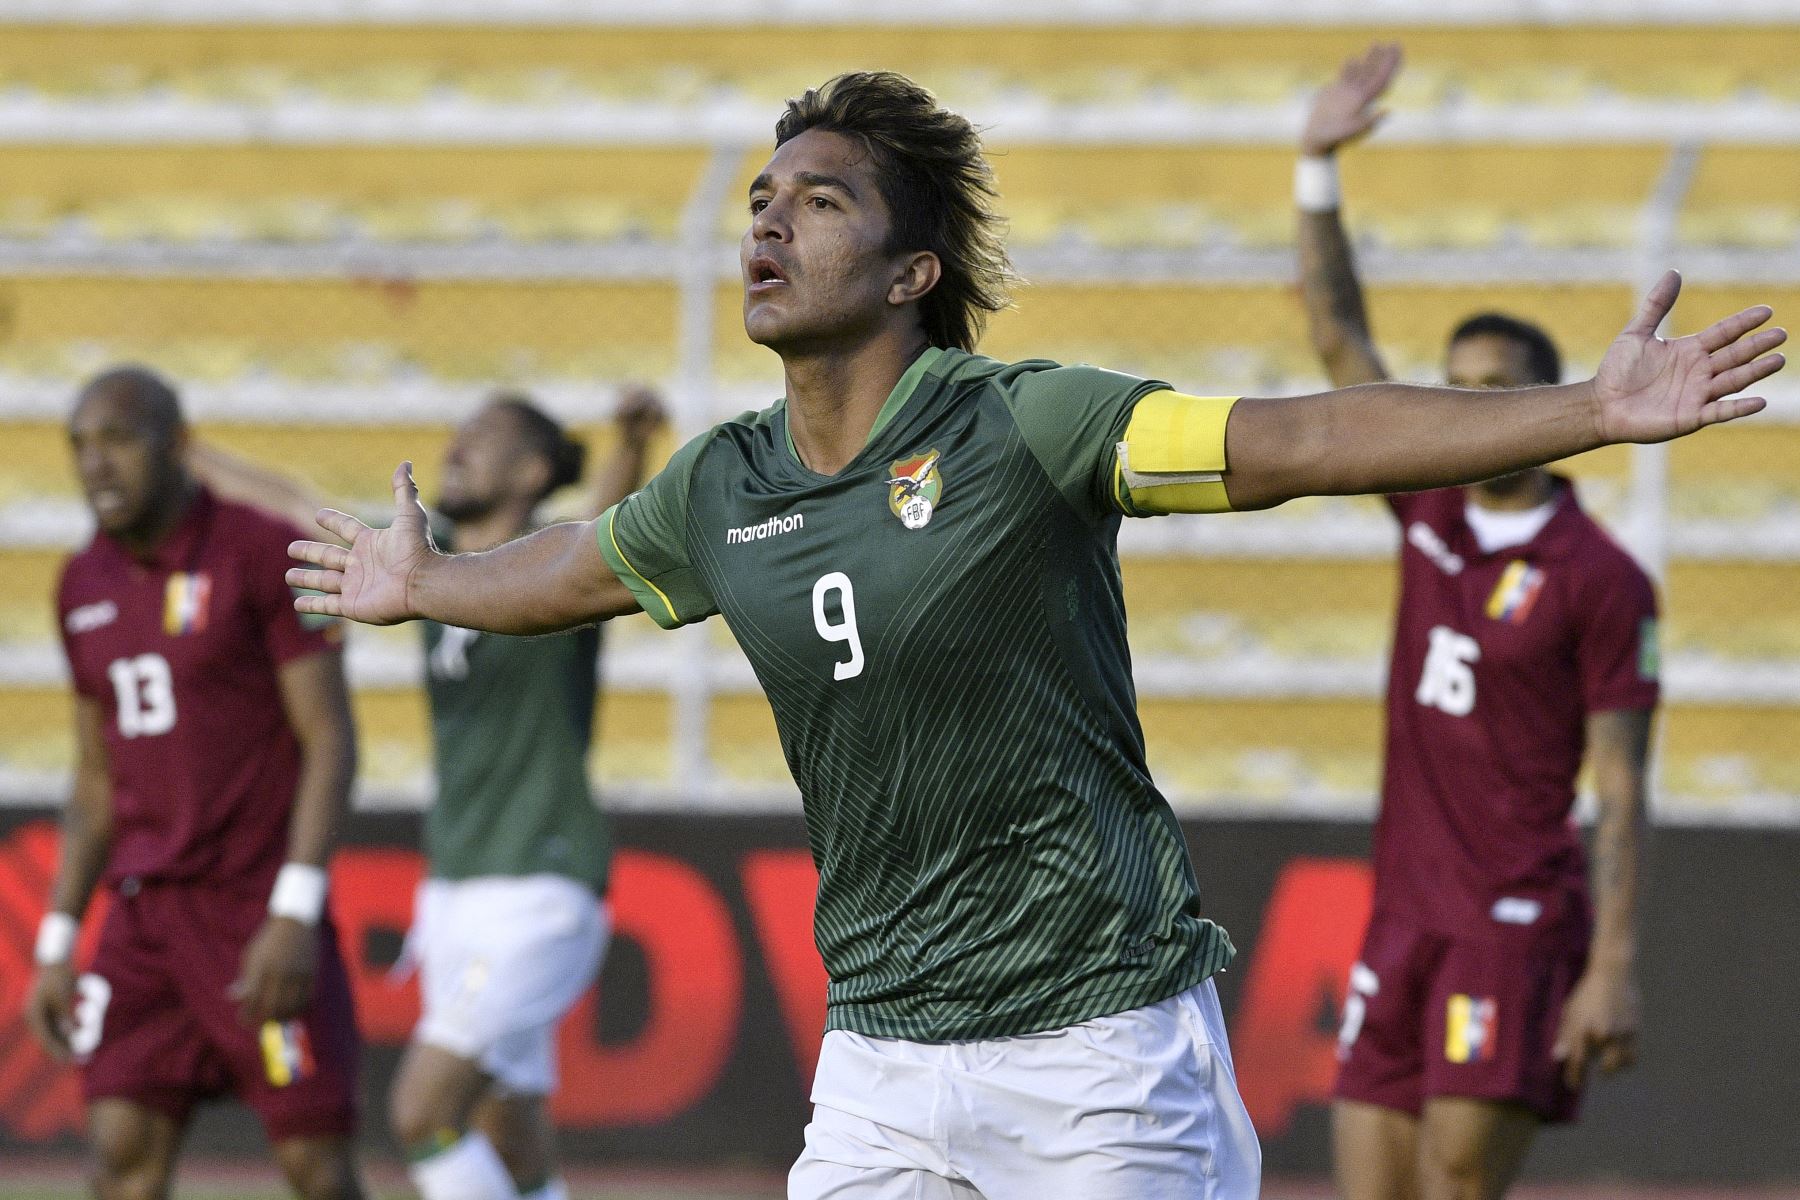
[408,1131,521,1200]
[518,1182,568,1200]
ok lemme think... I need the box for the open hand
[1593,270,1784,444]
[1302,42,1403,158]
[287,462,436,626]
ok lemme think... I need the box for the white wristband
[35,912,78,965]
[269,863,327,926]
[1295,155,1342,213]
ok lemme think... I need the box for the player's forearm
[1223,379,1603,510]
[285,721,356,871]
[1588,755,1650,972]
[1297,208,1389,388]
[409,519,624,634]
[49,768,112,916]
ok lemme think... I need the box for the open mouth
[747,257,788,290]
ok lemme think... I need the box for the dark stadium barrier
[0,810,1795,1183]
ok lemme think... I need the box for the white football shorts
[411,874,608,1095]
[789,978,1261,1199]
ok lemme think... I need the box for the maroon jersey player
[1299,46,1660,1200]
[23,367,368,1200]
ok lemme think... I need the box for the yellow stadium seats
[1678,206,1800,250]
[1522,204,1641,250]
[0,16,1792,818]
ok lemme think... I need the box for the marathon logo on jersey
[1445,994,1498,1064]
[162,572,212,636]
[260,1019,315,1087]
[65,599,119,635]
[725,513,806,545]
[1484,560,1545,625]
[887,449,942,531]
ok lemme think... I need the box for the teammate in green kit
[193,386,664,1200]
[285,73,1782,1199]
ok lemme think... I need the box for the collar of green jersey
[782,344,948,467]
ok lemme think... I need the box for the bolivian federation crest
[886,449,942,531]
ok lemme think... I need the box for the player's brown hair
[775,71,1015,352]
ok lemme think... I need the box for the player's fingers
[1560,1034,1592,1091]
[287,539,349,570]
[1709,325,1787,372]
[286,568,344,596]
[231,979,255,1026]
[1600,1034,1637,1075]
[1695,303,1775,353]
[24,997,67,1058]
[1371,42,1403,90]
[311,508,367,545]
[1708,353,1786,400]
[293,592,345,618]
[1624,270,1682,337]
[392,461,418,509]
[1697,395,1770,428]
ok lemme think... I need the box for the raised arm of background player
[24,696,113,1058]
[189,385,666,532]
[1296,42,1400,389]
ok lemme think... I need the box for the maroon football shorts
[1332,906,1589,1123]
[78,878,359,1141]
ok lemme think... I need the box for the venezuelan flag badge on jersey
[1485,560,1545,625]
[1445,994,1498,1064]
[260,1019,316,1087]
[886,449,942,531]
[163,571,212,636]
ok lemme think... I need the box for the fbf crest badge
[886,449,942,531]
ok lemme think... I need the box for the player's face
[1445,333,1540,390]
[741,129,912,352]
[68,390,184,536]
[1447,332,1549,494]
[436,404,540,520]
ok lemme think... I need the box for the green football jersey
[422,592,610,893]
[598,347,1233,1040]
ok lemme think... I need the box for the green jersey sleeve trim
[596,504,682,629]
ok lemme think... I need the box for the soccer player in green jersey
[194,387,663,1200]
[285,73,1782,1199]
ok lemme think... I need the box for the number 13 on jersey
[812,573,865,681]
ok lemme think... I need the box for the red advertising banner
[0,810,1796,1183]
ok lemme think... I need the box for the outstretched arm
[1220,271,1782,511]
[1297,43,1399,388]
[286,463,641,633]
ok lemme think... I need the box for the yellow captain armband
[1112,391,1240,515]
